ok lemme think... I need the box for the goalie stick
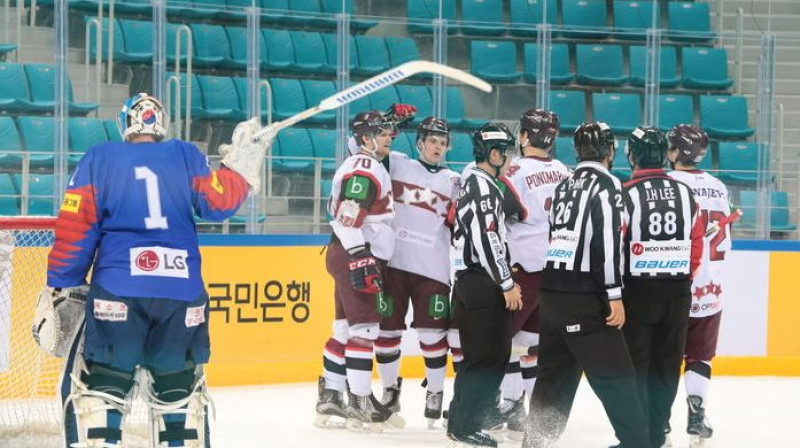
[704,208,743,237]
[251,60,492,142]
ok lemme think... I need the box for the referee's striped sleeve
[590,185,624,300]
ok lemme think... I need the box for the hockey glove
[219,118,275,194]
[384,103,418,135]
[347,246,383,294]
[32,285,88,357]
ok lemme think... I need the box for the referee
[448,123,523,448]
[523,122,649,448]
[620,127,704,448]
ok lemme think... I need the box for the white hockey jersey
[499,156,572,272]
[327,153,395,261]
[668,169,731,317]
[388,151,460,285]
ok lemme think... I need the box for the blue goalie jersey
[46,139,249,301]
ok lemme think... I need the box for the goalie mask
[117,93,169,142]
[667,124,709,166]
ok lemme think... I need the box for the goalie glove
[347,246,383,294]
[32,285,88,357]
[219,118,275,194]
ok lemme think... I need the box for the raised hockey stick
[704,208,743,237]
[251,60,493,142]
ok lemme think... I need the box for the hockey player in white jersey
[374,116,462,428]
[486,109,571,439]
[667,124,731,446]
[316,110,398,432]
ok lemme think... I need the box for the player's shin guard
[684,360,712,402]
[418,329,448,394]
[447,329,463,374]
[65,361,135,448]
[145,365,214,448]
[374,330,402,389]
[521,346,539,399]
[322,319,349,393]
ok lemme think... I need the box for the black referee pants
[622,278,692,448]
[448,269,513,437]
[523,290,649,448]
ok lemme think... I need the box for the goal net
[0,217,148,447]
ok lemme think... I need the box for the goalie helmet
[519,108,559,151]
[473,122,516,163]
[627,126,668,169]
[667,124,709,165]
[416,116,450,144]
[351,110,392,145]
[574,122,615,162]
[116,93,168,142]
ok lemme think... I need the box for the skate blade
[345,418,383,434]
[313,413,346,429]
[447,440,486,448]
[427,417,442,430]
[506,430,525,442]
[689,434,708,447]
[385,412,406,429]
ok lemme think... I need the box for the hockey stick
[704,208,743,237]
[251,60,493,142]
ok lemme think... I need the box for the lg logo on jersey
[130,246,189,279]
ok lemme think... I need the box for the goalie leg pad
[68,362,136,447]
[146,364,212,448]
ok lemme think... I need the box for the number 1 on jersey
[135,166,169,229]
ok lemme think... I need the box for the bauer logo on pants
[93,299,129,322]
[130,246,189,279]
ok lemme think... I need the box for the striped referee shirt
[542,161,626,300]
[623,169,704,279]
[454,166,514,292]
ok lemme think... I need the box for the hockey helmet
[667,124,709,166]
[473,122,516,163]
[573,122,615,162]
[416,116,450,144]
[351,110,392,145]
[116,93,168,142]
[519,108,559,151]
[627,126,668,169]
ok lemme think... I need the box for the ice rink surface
[210,376,800,447]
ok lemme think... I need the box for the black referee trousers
[524,290,649,448]
[448,269,513,436]
[622,278,692,448]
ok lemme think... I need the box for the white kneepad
[32,285,88,357]
[349,323,380,341]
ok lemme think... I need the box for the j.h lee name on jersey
[644,186,676,201]
[130,246,189,279]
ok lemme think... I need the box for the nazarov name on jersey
[130,246,189,279]
[690,187,726,199]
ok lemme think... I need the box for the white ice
[209,376,800,447]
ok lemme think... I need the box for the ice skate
[687,395,713,446]
[378,377,406,429]
[345,390,405,432]
[447,430,498,447]
[482,393,526,440]
[424,390,444,429]
[313,377,347,429]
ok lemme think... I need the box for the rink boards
[197,235,800,386]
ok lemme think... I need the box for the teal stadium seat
[592,93,641,134]
[321,33,358,72]
[718,142,758,184]
[550,90,586,131]
[354,35,390,75]
[629,46,678,88]
[115,0,152,15]
[261,0,291,23]
[510,0,557,37]
[262,29,295,72]
[226,26,268,69]
[301,80,337,123]
[444,86,467,128]
[23,63,98,115]
[0,173,19,215]
[562,0,609,39]
[104,120,123,141]
[739,190,796,232]
[308,128,337,173]
[320,0,377,31]
[471,40,521,83]
[576,44,627,86]
[196,75,246,121]
[0,62,32,112]
[291,31,327,73]
[13,173,55,216]
[86,17,124,64]
[553,136,576,168]
[406,0,458,34]
[393,133,415,158]
[658,94,694,131]
[699,95,754,139]
[461,0,506,36]
[385,37,420,67]
[165,0,196,18]
[348,95,372,120]
[69,118,107,165]
[16,116,55,169]
[214,0,253,21]
[667,1,714,41]
[287,0,328,27]
[275,128,314,172]
[0,117,23,167]
[613,0,659,40]
[166,72,207,120]
[368,85,400,112]
[118,20,154,64]
[447,133,474,171]
[681,47,734,90]
[396,85,433,119]
[190,24,231,68]
[270,78,307,120]
[524,43,573,84]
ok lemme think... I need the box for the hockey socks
[500,357,524,401]
[685,360,712,402]
[375,336,402,388]
[345,339,375,397]
[322,338,347,392]
[419,330,449,394]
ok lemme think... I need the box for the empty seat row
[0,44,16,58]
[548,91,753,139]
[89,18,416,77]
[473,41,733,89]
[0,116,120,169]
[409,0,713,41]
[0,63,98,115]
[0,173,56,216]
